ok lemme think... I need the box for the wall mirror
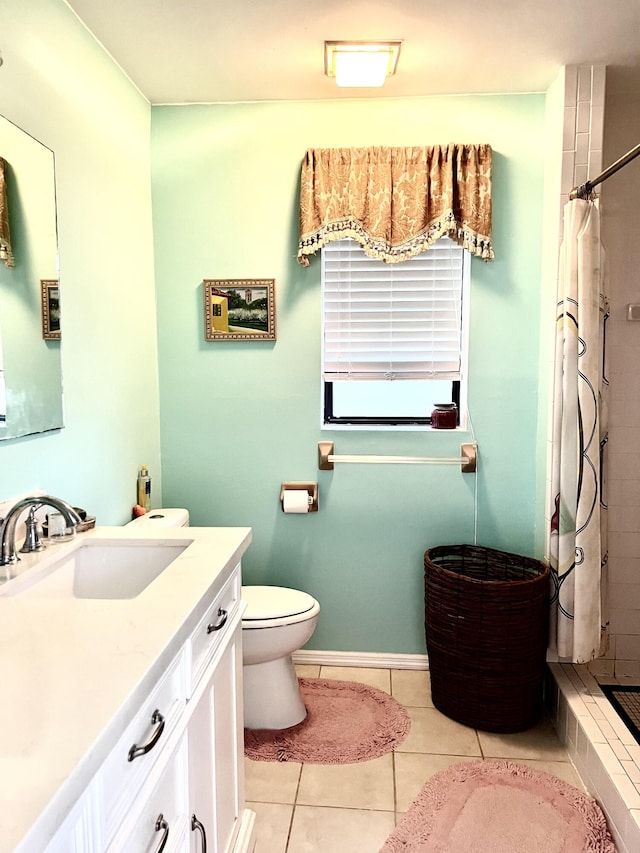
[0,114,63,440]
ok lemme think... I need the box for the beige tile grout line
[285,765,304,853]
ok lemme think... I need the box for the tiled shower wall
[544,66,640,853]
[595,67,640,680]
[543,64,606,593]
[560,66,605,208]
[546,65,640,679]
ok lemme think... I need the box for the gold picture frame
[41,279,60,340]
[204,279,276,341]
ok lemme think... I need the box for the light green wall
[0,0,161,520]
[152,95,546,654]
[1,0,549,655]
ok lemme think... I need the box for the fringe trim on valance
[298,210,494,266]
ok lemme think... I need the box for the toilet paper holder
[280,482,319,513]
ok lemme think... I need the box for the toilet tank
[125,508,190,528]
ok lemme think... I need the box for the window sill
[321,422,469,433]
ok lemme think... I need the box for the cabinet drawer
[101,648,187,846]
[106,733,190,853]
[189,567,240,691]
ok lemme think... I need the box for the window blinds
[322,237,465,381]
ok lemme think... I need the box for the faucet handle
[19,507,46,554]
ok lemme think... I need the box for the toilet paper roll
[283,489,311,513]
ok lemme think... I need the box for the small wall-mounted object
[203,279,276,341]
[627,304,640,321]
[318,441,477,474]
[280,482,318,513]
[41,279,60,340]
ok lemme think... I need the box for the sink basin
[3,538,190,599]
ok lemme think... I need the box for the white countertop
[0,524,252,853]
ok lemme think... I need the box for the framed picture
[41,279,60,340]
[204,278,276,341]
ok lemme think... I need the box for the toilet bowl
[242,585,320,730]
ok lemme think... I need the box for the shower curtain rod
[570,141,640,200]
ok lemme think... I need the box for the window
[321,237,468,427]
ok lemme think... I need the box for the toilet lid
[241,585,317,621]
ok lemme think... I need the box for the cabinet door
[189,618,243,853]
[43,784,101,853]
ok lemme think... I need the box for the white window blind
[322,237,465,382]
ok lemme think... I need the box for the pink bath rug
[244,677,410,764]
[380,758,616,853]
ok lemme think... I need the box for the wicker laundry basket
[424,544,550,733]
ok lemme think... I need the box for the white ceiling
[65,0,640,104]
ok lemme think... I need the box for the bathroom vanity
[0,524,255,853]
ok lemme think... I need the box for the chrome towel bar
[318,442,477,473]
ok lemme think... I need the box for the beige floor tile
[248,802,292,853]
[244,757,302,804]
[514,758,585,789]
[478,716,569,761]
[319,666,391,693]
[391,669,433,707]
[396,706,482,756]
[244,664,581,849]
[297,754,395,811]
[394,752,479,812]
[295,664,321,678]
[287,805,396,853]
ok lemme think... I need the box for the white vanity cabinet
[188,606,245,853]
[107,733,191,852]
[42,784,101,853]
[38,557,254,853]
[187,568,247,853]
[102,648,189,848]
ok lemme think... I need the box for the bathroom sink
[2,538,190,599]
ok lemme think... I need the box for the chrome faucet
[0,495,83,570]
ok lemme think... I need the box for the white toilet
[126,509,320,730]
[242,585,320,730]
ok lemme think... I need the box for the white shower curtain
[549,197,609,663]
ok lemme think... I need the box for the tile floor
[245,665,584,853]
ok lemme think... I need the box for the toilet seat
[242,585,319,628]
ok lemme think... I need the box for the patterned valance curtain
[0,157,14,269]
[297,144,494,267]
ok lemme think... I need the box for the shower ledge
[548,662,640,853]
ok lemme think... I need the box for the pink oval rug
[380,759,616,853]
[244,678,410,763]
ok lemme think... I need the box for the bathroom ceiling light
[324,41,402,88]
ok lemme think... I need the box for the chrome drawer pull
[153,814,169,853]
[191,813,208,852]
[207,608,228,634]
[127,709,165,762]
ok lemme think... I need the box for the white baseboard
[292,649,429,671]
